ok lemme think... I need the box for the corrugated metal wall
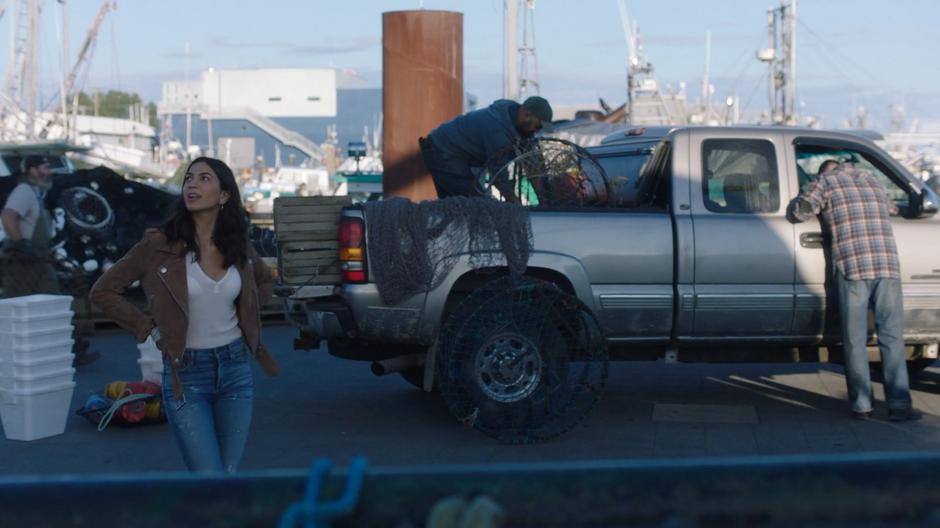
[382,10,463,201]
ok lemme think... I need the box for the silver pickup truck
[277,126,940,440]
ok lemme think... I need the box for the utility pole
[503,0,519,100]
[757,0,798,125]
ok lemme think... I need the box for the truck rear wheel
[436,277,608,444]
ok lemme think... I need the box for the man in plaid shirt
[790,160,918,421]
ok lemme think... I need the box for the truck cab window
[702,139,780,214]
[595,148,654,207]
[794,146,910,207]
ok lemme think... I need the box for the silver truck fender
[415,250,595,342]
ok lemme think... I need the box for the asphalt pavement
[1,323,939,476]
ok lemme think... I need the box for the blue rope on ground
[278,456,368,528]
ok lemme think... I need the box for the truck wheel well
[444,267,575,318]
[450,267,574,295]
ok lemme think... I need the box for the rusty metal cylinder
[382,10,463,201]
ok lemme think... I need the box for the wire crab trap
[485,137,612,208]
[436,276,608,444]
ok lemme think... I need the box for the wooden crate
[273,196,351,285]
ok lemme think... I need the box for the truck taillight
[338,217,366,283]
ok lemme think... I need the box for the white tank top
[185,252,242,349]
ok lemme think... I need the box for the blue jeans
[836,273,912,413]
[161,338,255,472]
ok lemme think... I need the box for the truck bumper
[282,297,357,340]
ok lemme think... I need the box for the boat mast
[60,0,69,140]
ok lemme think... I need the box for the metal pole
[767,7,777,124]
[789,0,798,125]
[184,42,191,153]
[25,0,37,139]
[504,0,518,100]
[60,0,69,140]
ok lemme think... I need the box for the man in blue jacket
[420,96,553,199]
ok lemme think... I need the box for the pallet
[273,196,351,286]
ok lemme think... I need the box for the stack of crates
[0,294,76,441]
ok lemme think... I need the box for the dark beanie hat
[522,96,553,123]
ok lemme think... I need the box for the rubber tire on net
[58,186,114,238]
[436,276,608,444]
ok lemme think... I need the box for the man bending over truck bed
[419,96,553,200]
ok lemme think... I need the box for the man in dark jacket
[420,96,553,199]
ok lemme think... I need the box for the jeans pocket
[230,342,250,363]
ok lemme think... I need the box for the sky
[9,0,940,131]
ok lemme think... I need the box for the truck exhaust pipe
[371,354,425,376]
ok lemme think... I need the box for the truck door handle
[800,232,824,248]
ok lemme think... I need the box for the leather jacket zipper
[158,271,188,319]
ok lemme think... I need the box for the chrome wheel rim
[475,333,543,403]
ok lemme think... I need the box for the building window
[307,96,320,102]
[268,97,282,102]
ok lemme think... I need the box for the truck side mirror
[906,188,939,219]
[920,188,939,217]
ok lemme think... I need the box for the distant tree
[76,90,159,128]
[147,102,158,129]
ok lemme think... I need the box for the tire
[436,277,608,444]
[907,358,937,378]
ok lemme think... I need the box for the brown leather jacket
[90,229,279,398]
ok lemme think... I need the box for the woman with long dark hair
[91,157,279,472]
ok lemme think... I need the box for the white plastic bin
[0,353,74,379]
[0,326,74,351]
[0,311,74,333]
[0,380,76,441]
[0,367,75,392]
[138,358,164,383]
[0,338,74,364]
[0,295,73,318]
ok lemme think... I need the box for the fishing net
[486,137,612,208]
[436,276,608,444]
[363,197,532,306]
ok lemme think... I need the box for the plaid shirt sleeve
[791,175,829,222]
[875,182,900,216]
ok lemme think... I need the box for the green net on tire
[436,276,608,444]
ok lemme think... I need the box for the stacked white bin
[0,294,76,441]
[137,337,163,383]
